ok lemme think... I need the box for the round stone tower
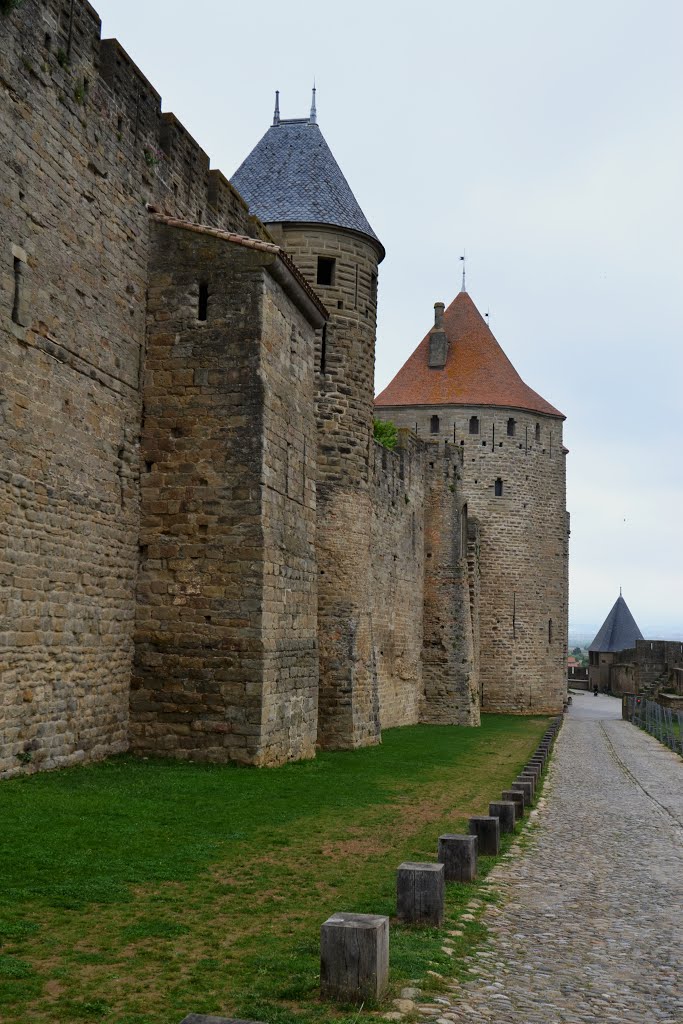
[232,91,385,748]
[375,287,568,714]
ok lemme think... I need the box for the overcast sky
[96,0,683,638]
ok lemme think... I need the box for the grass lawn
[0,716,549,1023]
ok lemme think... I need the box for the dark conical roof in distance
[589,595,644,653]
[231,118,384,257]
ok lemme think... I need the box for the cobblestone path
[417,696,683,1023]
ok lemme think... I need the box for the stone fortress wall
[1,0,558,779]
[377,404,568,715]
[0,0,316,774]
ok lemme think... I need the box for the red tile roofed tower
[376,288,569,714]
[232,93,385,749]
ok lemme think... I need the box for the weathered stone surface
[396,861,445,926]
[374,397,568,716]
[438,834,477,882]
[320,912,389,1002]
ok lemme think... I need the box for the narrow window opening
[198,281,209,321]
[354,263,359,308]
[337,299,343,309]
[197,208,203,224]
[535,422,541,442]
[320,323,327,373]
[469,415,479,435]
[316,256,335,286]
[370,272,378,305]
[507,417,516,436]
[548,618,553,643]
[430,414,439,434]
[494,477,503,497]
[44,32,52,50]
[11,257,23,324]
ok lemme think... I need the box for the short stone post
[179,1017,266,1024]
[511,780,532,806]
[489,801,516,834]
[437,833,477,882]
[320,912,389,1002]
[468,815,500,856]
[502,789,524,819]
[396,862,445,926]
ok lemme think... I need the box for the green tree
[373,418,398,450]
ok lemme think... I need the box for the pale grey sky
[96,0,683,637]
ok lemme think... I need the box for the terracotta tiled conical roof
[375,291,564,418]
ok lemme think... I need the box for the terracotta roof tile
[375,291,564,419]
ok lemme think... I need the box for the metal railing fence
[623,695,683,756]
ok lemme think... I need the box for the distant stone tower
[232,91,385,748]
[375,287,568,714]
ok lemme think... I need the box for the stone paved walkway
[416,694,683,1023]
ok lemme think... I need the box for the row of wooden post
[179,718,563,1024]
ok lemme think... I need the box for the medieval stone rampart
[0,0,309,776]
[378,403,568,714]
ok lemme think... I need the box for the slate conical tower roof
[231,98,384,258]
[589,595,644,653]
[375,290,563,418]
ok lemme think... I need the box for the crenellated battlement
[3,0,259,239]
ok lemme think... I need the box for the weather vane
[459,250,466,293]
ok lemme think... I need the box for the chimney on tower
[428,302,448,368]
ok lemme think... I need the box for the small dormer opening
[198,282,209,321]
[494,477,503,497]
[317,256,336,286]
[469,415,479,435]
[507,418,516,437]
[535,422,541,442]
[430,415,439,434]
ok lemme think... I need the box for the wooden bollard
[489,801,516,834]
[396,862,445,926]
[511,780,532,806]
[519,772,536,796]
[468,816,500,856]
[438,833,477,882]
[525,764,541,780]
[502,789,524,819]
[320,912,389,1002]
[180,1017,266,1023]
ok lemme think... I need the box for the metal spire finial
[273,90,280,126]
[309,81,317,124]
[459,250,466,292]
